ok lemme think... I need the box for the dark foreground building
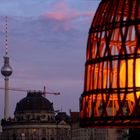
[1,91,71,140]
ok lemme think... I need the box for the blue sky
[0,0,100,118]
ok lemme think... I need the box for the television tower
[1,17,12,120]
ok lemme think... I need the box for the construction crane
[0,86,60,97]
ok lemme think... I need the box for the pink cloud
[40,0,94,31]
[41,1,93,22]
[42,11,93,21]
[44,12,69,21]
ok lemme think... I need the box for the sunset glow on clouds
[42,1,93,21]
[41,0,94,31]
[0,0,100,118]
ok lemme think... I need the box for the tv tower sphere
[1,56,12,77]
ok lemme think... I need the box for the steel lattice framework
[80,0,140,127]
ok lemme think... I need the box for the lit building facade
[1,91,71,140]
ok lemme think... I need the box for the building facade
[0,91,129,140]
[1,91,71,140]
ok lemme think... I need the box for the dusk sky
[0,0,100,118]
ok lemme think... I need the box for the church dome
[15,91,54,114]
[56,112,70,124]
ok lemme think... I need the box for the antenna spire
[4,16,8,56]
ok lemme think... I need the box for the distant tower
[1,16,12,120]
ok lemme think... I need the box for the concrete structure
[1,91,71,140]
[1,17,12,120]
[1,56,12,120]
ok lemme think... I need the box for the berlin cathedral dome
[15,91,54,113]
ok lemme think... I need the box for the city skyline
[0,0,100,118]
